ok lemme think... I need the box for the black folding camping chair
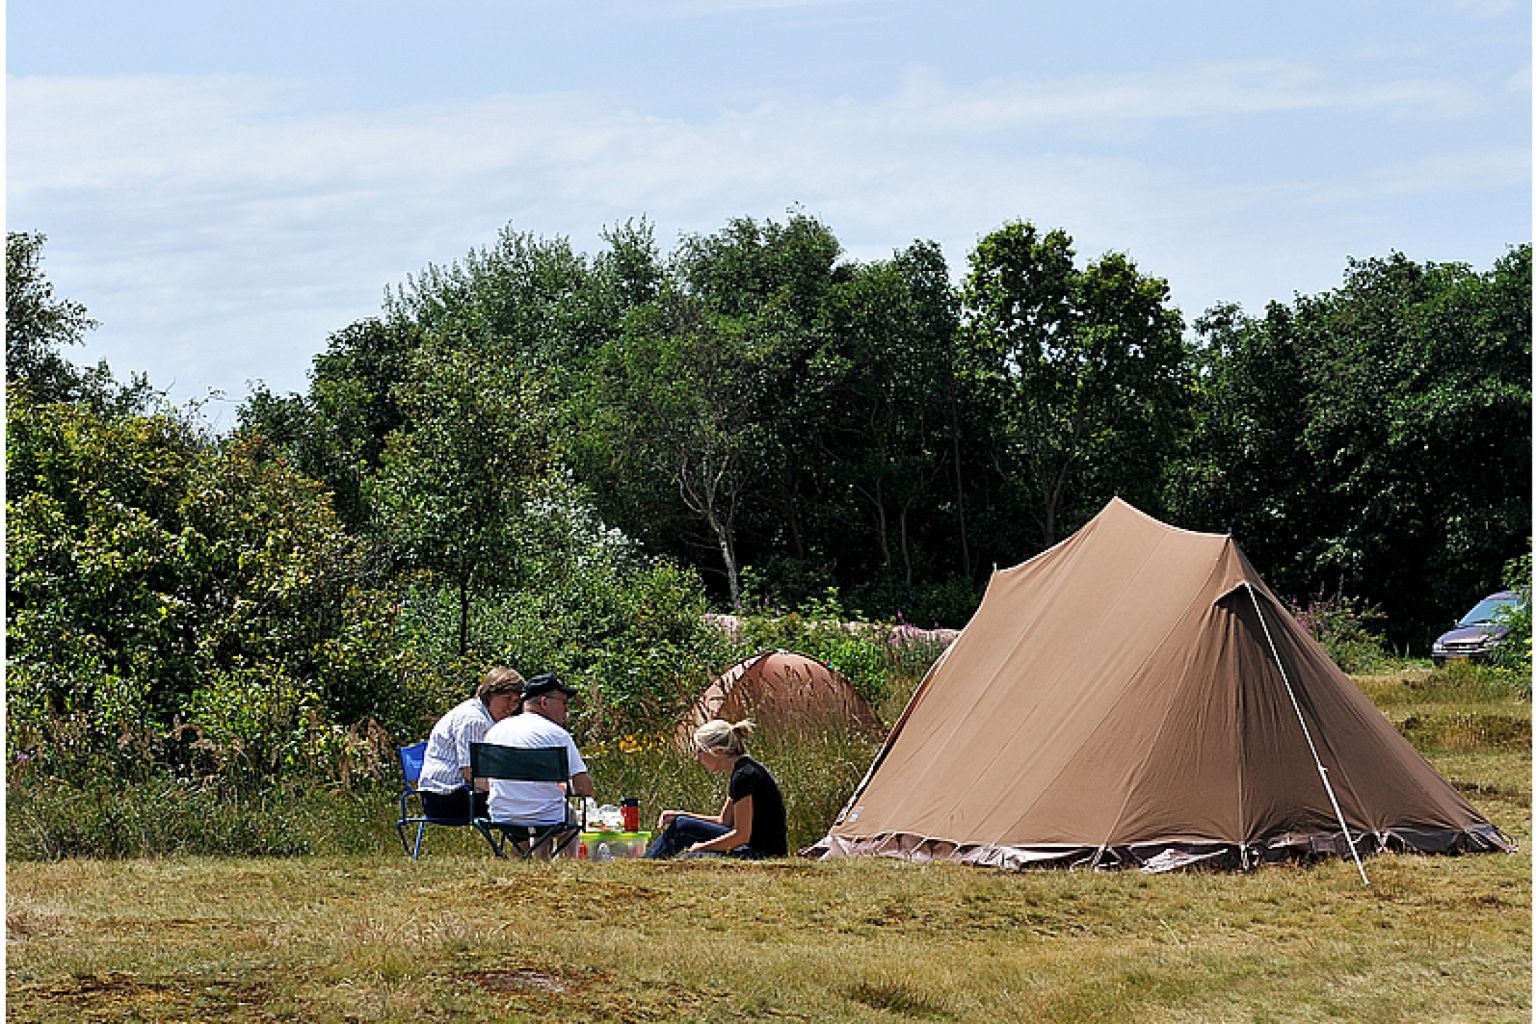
[468,742,586,859]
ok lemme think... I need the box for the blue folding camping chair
[395,740,475,859]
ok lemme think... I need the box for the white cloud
[1437,0,1520,16]
[1370,147,1532,196]
[889,59,1477,130]
[8,56,1478,194]
[6,54,1526,401]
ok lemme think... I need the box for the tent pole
[1244,583,1371,887]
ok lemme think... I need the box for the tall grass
[7,651,933,861]
[7,665,1528,1022]
[6,779,394,859]
[9,661,1521,863]
[5,727,884,860]
[588,727,882,850]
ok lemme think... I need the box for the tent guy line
[1243,580,1369,887]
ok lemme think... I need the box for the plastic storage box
[578,830,651,860]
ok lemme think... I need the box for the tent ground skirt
[806,823,1513,873]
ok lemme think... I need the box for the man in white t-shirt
[483,673,595,837]
[417,666,524,820]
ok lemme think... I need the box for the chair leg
[412,822,427,860]
[550,827,580,859]
[473,823,579,860]
[475,823,508,859]
[523,831,551,860]
[525,826,578,860]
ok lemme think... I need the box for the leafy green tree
[176,434,377,720]
[481,480,729,734]
[590,218,666,317]
[818,242,961,587]
[6,231,147,411]
[671,212,846,582]
[7,231,97,398]
[667,323,769,611]
[672,211,843,322]
[571,213,852,610]
[6,393,388,774]
[1298,248,1531,640]
[368,345,556,654]
[384,225,597,369]
[239,316,424,529]
[959,221,1192,547]
[576,288,767,609]
[1171,246,1531,644]
[1164,301,1315,593]
[7,394,203,734]
[573,215,981,618]
[243,223,653,538]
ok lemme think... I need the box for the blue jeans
[644,815,767,859]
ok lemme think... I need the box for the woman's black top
[729,756,788,855]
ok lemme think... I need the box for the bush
[393,484,734,742]
[1287,593,1393,673]
[730,589,894,705]
[738,558,835,612]
[1491,547,1531,681]
[5,397,402,774]
[904,576,983,631]
[482,556,732,738]
[847,573,980,633]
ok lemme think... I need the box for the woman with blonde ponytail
[644,718,788,859]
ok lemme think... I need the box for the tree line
[241,213,1528,641]
[6,219,1530,779]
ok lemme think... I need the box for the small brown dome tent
[809,498,1512,873]
[678,650,882,744]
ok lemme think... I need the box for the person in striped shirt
[417,666,524,820]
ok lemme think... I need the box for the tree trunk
[457,573,471,656]
[780,464,805,559]
[944,373,972,579]
[899,497,914,587]
[711,513,742,611]
[950,424,971,579]
[872,478,891,568]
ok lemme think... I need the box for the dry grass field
[7,669,1529,1023]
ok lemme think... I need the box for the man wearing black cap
[481,673,594,851]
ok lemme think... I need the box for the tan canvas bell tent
[809,498,1511,872]
[678,650,882,744]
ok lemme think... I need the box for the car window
[1458,596,1517,626]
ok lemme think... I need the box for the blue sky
[8,0,1530,415]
